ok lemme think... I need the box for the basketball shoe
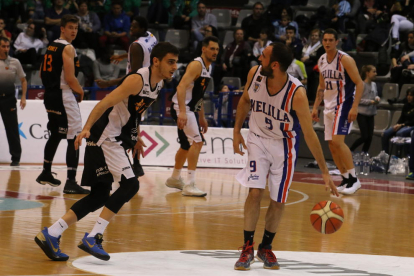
[165,176,185,190]
[182,182,207,197]
[256,244,280,269]
[340,175,361,195]
[78,233,110,261]
[234,241,255,270]
[36,171,61,187]
[63,179,90,194]
[337,176,348,192]
[34,227,69,261]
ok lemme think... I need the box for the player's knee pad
[105,176,140,214]
[71,186,111,220]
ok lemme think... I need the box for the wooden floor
[0,165,413,275]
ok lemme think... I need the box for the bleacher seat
[373,110,391,136]
[379,83,398,107]
[221,77,241,89]
[235,10,251,28]
[76,48,96,61]
[399,84,414,101]
[211,9,232,28]
[165,29,189,49]
[222,30,234,49]
[206,78,214,93]
[77,71,85,87]
[294,10,316,20]
[30,70,43,86]
[307,0,330,9]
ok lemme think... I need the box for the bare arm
[129,43,144,72]
[311,73,325,122]
[342,55,364,122]
[63,45,84,101]
[20,77,27,109]
[293,87,339,196]
[233,66,257,156]
[45,17,61,26]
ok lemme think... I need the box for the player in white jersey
[165,36,219,197]
[233,42,338,271]
[35,42,179,262]
[96,16,157,177]
[311,28,364,195]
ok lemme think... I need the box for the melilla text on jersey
[250,99,291,123]
[321,69,344,80]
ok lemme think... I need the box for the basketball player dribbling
[233,42,338,271]
[311,28,364,195]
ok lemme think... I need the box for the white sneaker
[340,176,361,195]
[337,176,348,192]
[182,182,207,197]
[165,177,185,190]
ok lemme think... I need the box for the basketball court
[0,162,413,275]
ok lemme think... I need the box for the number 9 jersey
[248,66,303,140]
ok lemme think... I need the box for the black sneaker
[10,161,20,166]
[337,176,348,192]
[341,175,362,195]
[133,161,145,177]
[36,171,61,187]
[63,180,90,194]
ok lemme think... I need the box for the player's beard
[260,64,273,78]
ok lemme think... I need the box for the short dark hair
[286,25,296,34]
[150,42,179,65]
[0,37,10,44]
[197,1,207,7]
[269,42,293,72]
[133,16,148,32]
[202,36,219,47]
[253,2,264,9]
[323,28,338,40]
[61,14,79,27]
[407,87,414,96]
[111,0,123,7]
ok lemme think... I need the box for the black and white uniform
[41,39,81,139]
[126,31,158,72]
[81,67,163,186]
[171,57,211,147]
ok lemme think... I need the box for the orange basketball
[310,201,344,234]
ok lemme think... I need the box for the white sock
[342,172,349,179]
[48,218,68,238]
[172,168,181,180]
[88,217,109,238]
[188,170,195,183]
[348,168,356,178]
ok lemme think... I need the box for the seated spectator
[357,0,384,34]
[27,0,52,22]
[350,65,380,153]
[13,23,48,66]
[222,29,252,84]
[99,1,131,53]
[45,0,71,42]
[73,0,101,52]
[191,1,217,50]
[285,26,303,60]
[241,2,272,46]
[251,27,274,67]
[0,17,12,40]
[390,31,414,92]
[171,0,198,29]
[123,0,140,19]
[89,0,112,22]
[93,48,120,86]
[381,88,414,154]
[274,15,291,41]
[331,0,351,33]
[287,58,307,84]
[272,6,299,39]
[147,0,169,24]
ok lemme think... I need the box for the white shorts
[235,131,298,203]
[172,104,203,146]
[324,107,353,141]
[62,89,82,139]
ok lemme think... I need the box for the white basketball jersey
[127,31,158,72]
[248,66,303,139]
[318,50,355,110]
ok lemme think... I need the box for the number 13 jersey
[248,66,303,139]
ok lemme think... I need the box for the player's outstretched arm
[293,87,339,196]
[342,55,364,123]
[233,66,257,156]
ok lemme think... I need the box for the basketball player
[96,16,157,178]
[36,15,89,194]
[311,28,364,195]
[233,42,338,271]
[34,42,179,261]
[165,36,219,197]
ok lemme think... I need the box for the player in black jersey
[35,42,179,262]
[165,36,219,197]
[36,14,89,194]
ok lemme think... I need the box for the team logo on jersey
[135,99,145,111]
[253,82,261,92]
[256,75,263,82]
[248,174,259,181]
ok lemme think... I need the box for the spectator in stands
[274,15,290,41]
[381,88,414,154]
[390,31,414,92]
[251,27,274,67]
[272,7,299,39]
[93,47,120,86]
[14,23,48,66]
[241,2,272,46]
[357,0,384,34]
[0,18,12,40]
[222,29,252,84]
[287,58,307,84]
[123,0,141,19]
[89,0,112,22]
[332,0,351,33]
[390,0,414,47]
[285,26,303,60]
[27,0,52,22]
[171,0,199,29]
[191,1,217,50]
[99,1,131,53]
[301,28,324,101]
[45,0,71,42]
[147,0,169,24]
[73,1,101,52]
[350,65,380,153]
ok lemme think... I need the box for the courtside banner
[0,100,249,168]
